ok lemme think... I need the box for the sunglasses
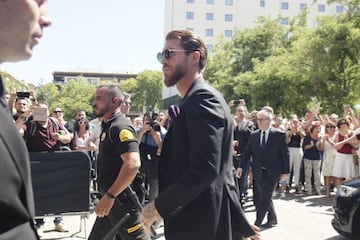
[123,101,131,106]
[79,121,87,125]
[339,122,348,125]
[325,125,335,128]
[54,110,62,113]
[157,48,190,62]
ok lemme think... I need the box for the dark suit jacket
[0,91,38,239]
[155,77,254,240]
[239,128,290,184]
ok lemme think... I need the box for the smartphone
[33,107,48,122]
[16,91,30,98]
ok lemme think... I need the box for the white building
[162,0,344,106]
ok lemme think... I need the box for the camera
[16,91,30,98]
[146,110,161,132]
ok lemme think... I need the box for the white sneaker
[280,192,286,198]
[54,222,68,232]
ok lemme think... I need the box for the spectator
[333,118,359,189]
[302,123,322,195]
[282,115,305,195]
[137,111,167,204]
[51,107,73,149]
[0,1,51,238]
[9,90,37,120]
[86,117,102,154]
[120,92,131,117]
[65,109,87,133]
[19,101,72,232]
[51,107,67,127]
[320,122,337,197]
[71,118,91,150]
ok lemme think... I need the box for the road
[39,191,347,240]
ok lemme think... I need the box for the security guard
[88,84,150,240]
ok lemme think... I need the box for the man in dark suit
[0,1,52,239]
[237,109,289,228]
[141,30,260,240]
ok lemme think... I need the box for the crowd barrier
[30,150,92,216]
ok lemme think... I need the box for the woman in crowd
[302,122,322,195]
[333,118,359,189]
[320,122,337,197]
[71,118,90,150]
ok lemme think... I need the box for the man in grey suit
[237,109,289,228]
[141,29,260,240]
[0,1,51,239]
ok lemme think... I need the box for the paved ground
[39,190,347,240]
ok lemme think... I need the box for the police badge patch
[119,129,134,142]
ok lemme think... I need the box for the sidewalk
[39,191,345,240]
[38,212,165,240]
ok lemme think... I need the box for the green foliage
[37,77,96,120]
[204,1,360,117]
[132,70,163,112]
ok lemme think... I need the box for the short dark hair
[166,30,208,71]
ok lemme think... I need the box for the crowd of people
[231,100,360,204]
[1,2,358,239]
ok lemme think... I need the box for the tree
[132,70,163,112]
[37,77,96,120]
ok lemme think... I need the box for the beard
[93,103,110,118]
[163,61,187,87]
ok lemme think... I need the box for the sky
[3,0,165,85]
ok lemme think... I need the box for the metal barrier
[30,151,92,216]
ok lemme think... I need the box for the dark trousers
[139,145,159,202]
[88,199,150,240]
[253,170,277,226]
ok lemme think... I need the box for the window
[336,5,344,13]
[318,4,325,12]
[224,30,233,37]
[225,14,233,22]
[186,0,194,3]
[186,27,194,32]
[206,0,214,4]
[205,28,214,37]
[206,44,213,52]
[300,3,307,10]
[260,0,265,7]
[206,12,214,21]
[280,18,289,25]
[281,2,289,10]
[186,11,194,20]
[225,0,233,6]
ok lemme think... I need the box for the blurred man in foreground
[0,0,51,239]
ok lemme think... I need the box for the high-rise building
[162,0,344,106]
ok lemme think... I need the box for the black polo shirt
[97,112,139,192]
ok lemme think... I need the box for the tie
[261,131,266,147]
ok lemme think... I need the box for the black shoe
[261,220,277,228]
